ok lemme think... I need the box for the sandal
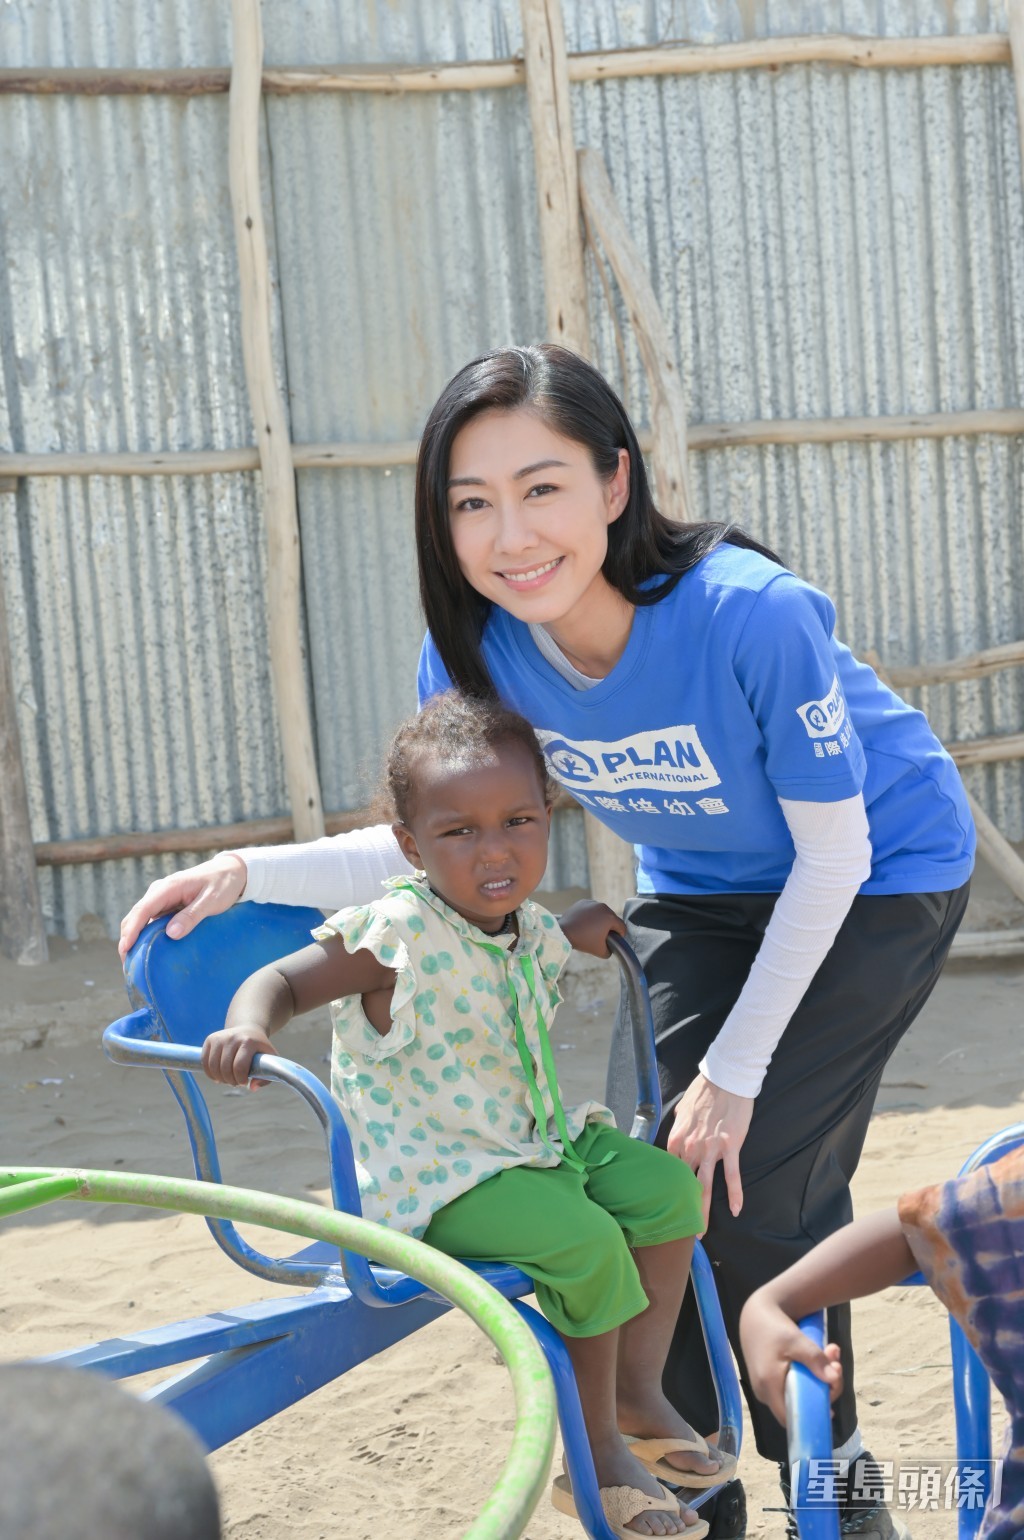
[551,1472,710,1539]
[622,1434,737,1489]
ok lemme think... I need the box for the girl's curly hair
[376,692,555,824]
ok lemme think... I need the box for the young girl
[739,1143,1024,1540]
[201,693,735,1540]
[126,343,974,1538]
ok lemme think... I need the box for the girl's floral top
[312,874,613,1238]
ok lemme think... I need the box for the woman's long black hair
[415,343,781,698]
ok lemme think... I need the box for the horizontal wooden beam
[33,791,581,868]
[0,35,1010,97]
[877,639,1024,688]
[34,811,363,868]
[4,408,1022,482]
[683,407,1024,450]
[946,731,1024,767]
[0,440,421,478]
[572,32,1010,80]
[0,63,522,96]
[0,67,233,96]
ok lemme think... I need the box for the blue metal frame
[786,1123,1024,1540]
[41,901,745,1537]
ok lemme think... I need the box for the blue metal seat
[786,1122,1024,1540]
[60,900,744,1539]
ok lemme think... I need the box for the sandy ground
[1,870,1022,1540]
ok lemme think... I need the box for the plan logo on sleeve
[795,675,847,740]
[537,726,721,794]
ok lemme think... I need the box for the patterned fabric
[312,874,613,1238]
[898,1146,1024,1540]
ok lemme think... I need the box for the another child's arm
[739,1207,917,1426]
[201,936,396,1086]
[558,900,626,958]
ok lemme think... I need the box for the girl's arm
[739,1207,915,1426]
[558,899,626,957]
[119,825,413,960]
[201,935,395,1085]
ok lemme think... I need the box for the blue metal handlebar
[104,923,665,1310]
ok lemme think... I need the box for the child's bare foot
[591,1437,706,1535]
[616,1391,730,1482]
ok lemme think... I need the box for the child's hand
[739,1289,844,1427]
[558,900,627,959]
[201,1024,278,1087]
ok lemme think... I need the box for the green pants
[422,1123,703,1337]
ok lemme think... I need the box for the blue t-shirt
[417,545,975,897]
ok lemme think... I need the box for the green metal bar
[0,1165,555,1540]
[0,1172,83,1216]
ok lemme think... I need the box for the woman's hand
[666,1074,754,1225]
[558,900,627,958]
[201,1024,278,1087]
[118,853,249,961]
[739,1288,844,1427]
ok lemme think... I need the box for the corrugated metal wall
[1,0,1021,939]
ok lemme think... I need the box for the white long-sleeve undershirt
[698,794,872,1099]
[241,822,413,910]
[235,793,872,1101]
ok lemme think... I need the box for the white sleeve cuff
[698,794,873,1098]
[237,824,414,912]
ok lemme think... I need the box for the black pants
[605,882,970,1463]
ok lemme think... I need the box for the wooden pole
[229,0,324,843]
[946,730,1024,768]
[0,559,48,963]
[681,406,1024,452]
[963,789,1024,908]
[31,791,584,868]
[6,406,1022,483]
[570,32,1011,81]
[863,639,1024,688]
[519,0,635,914]
[0,35,1012,98]
[26,713,1024,867]
[578,148,694,522]
[867,648,1024,917]
[520,0,590,355]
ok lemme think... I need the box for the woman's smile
[445,407,635,673]
[498,556,564,588]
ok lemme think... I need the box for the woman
[120,345,973,1537]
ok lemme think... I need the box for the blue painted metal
[517,1299,624,1540]
[530,1300,605,1524]
[786,1124,1024,1540]
[947,1123,1024,1540]
[145,1290,448,1450]
[109,903,432,1304]
[785,1312,840,1540]
[90,900,743,1533]
[957,1124,1024,1175]
[691,1240,743,1463]
[42,1285,446,1448]
[514,1298,721,1539]
[5,1165,558,1540]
